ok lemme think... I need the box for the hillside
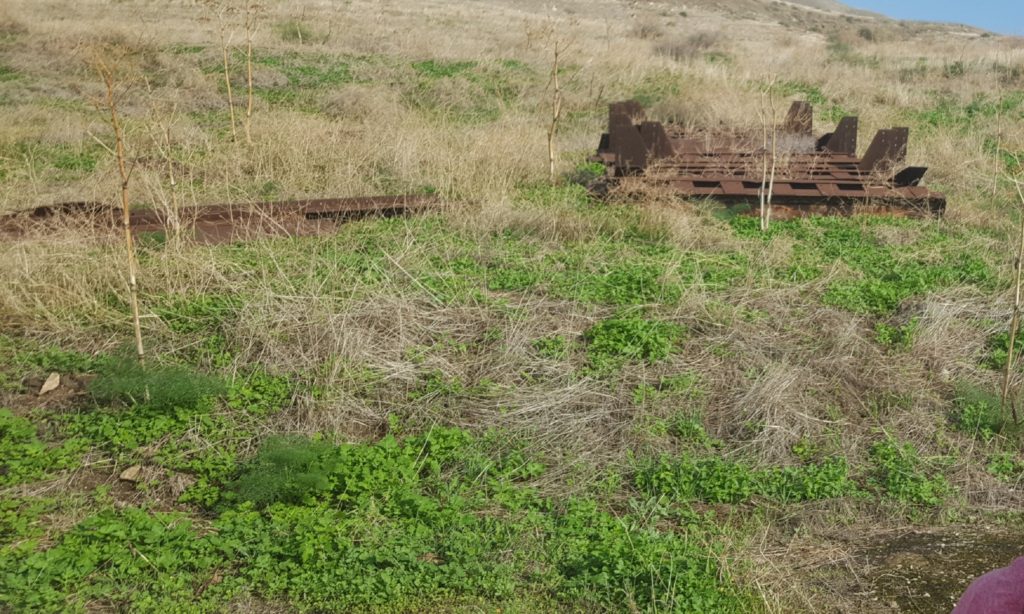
[1,0,1023,612]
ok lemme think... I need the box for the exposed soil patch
[840,527,1024,613]
[2,372,92,418]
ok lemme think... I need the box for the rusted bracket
[858,127,909,174]
[783,101,813,135]
[817,116,858,155]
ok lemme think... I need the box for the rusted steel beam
[0,195,439,244]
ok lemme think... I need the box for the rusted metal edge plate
[614,178,945,218]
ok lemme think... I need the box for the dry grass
[2,0,1024,611]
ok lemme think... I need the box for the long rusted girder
[0,195,439,244]
[592,100,946,218]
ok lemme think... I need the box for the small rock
[38,372,61,395]
[119,465,144,483]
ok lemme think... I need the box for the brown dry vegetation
[1,0,1024,612]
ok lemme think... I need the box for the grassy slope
[1,0,1024,612]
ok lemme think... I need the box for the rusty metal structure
[592,100,945,217]
[0,195,438,244]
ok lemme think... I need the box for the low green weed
[411,59,476,79]
[908,91,1024,132]
[246,50,354,108]
[405,58,533,123]
[875,318,919,351]
[635,454,854,504]
[633,372,702,405]
[0,335,100,383]
[951,393,1004,442]
[552,261,681,304]
[584,314,684,372]
[825,37,881,70]
[514,182,593,209]
[227,370,293,416]
[677,252,749,289]
[732,216,993,315]
[987,452,1024,482]
[0,409,86,487]
[632,69,682,107]
[1,426,753,612]
[64,403,260,494]
[0,496,57,545]
[153,294,240,336]
[0,507,229,612]
[868,436,949,506]
[533,334,571,360]
[0,64,19,82]
[275,19,318,43]
[983,328,1024,370]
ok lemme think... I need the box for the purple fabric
[952,556,1024,614]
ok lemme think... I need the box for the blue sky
[844,1,1024,35]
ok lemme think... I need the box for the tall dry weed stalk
[1000,174,1024,424]
[89,48,146,368]
[758,80,779,232]
[153,109,182,243]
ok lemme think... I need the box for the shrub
[655,31,722,61]
[276,19,315,43]
[232,435,336,507]
[88,357,225,412]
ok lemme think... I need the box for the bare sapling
[243,2,260,145]
[1000,174,1024,424]
[758,81,779,232]
[541,19,579,184]
[218,8,238,140]
[91,48,146,368]
[547,39,564,184]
